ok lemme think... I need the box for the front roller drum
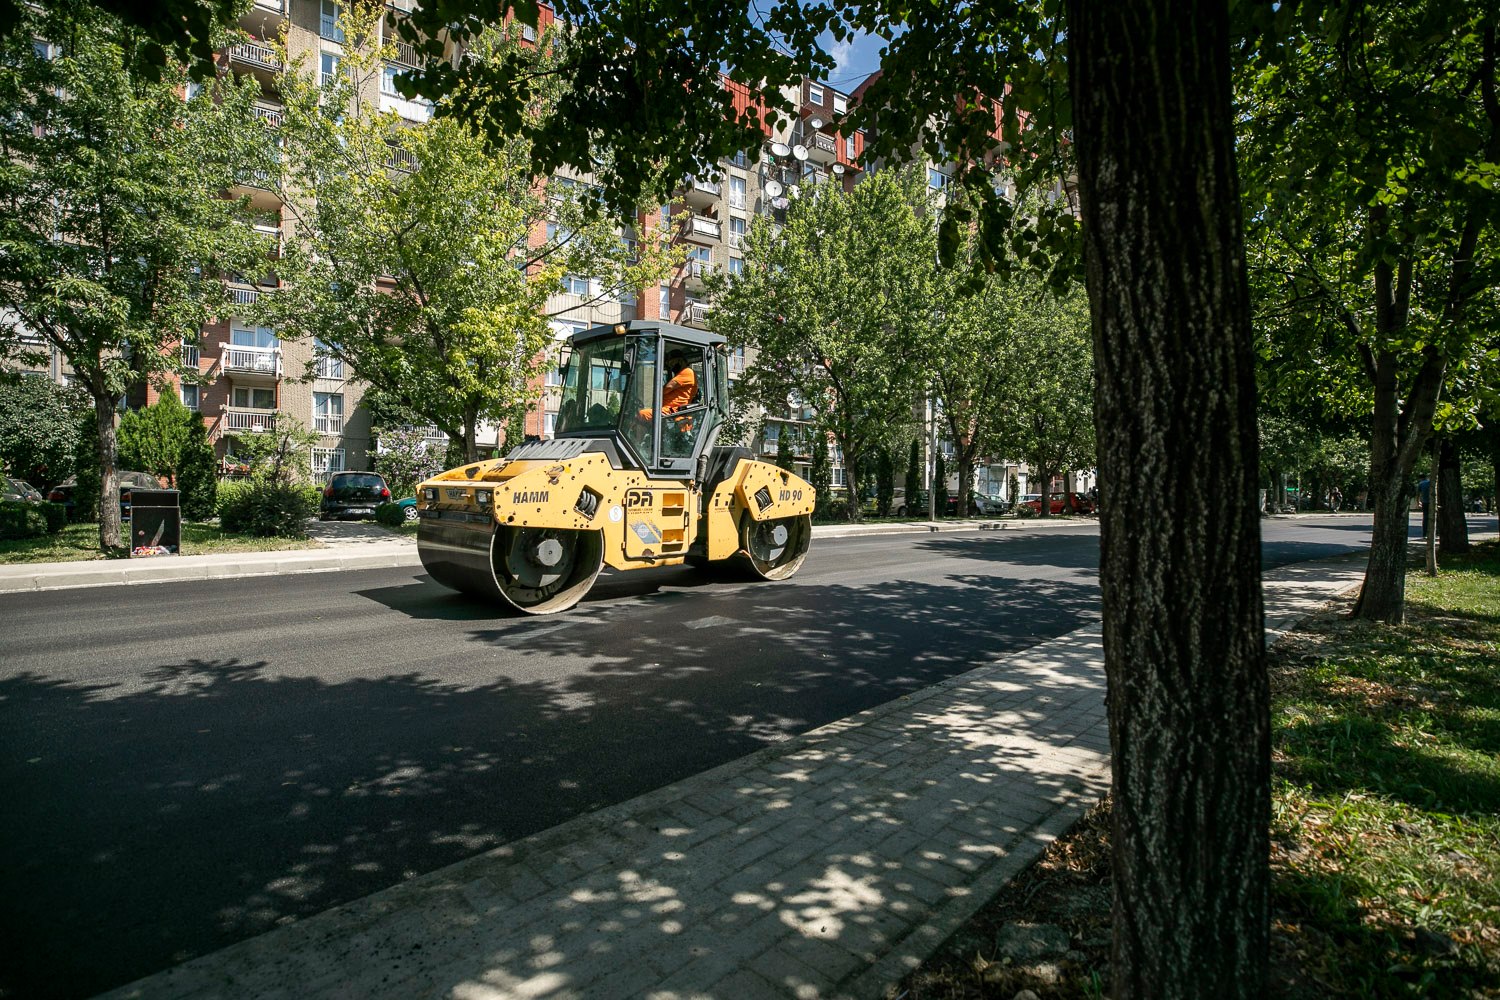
[741,513,811,580]
[419,514,604,615]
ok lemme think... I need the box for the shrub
[374,502,405,527]
[219,480,315,538]
[38,501,67,534]
[0,500,48,540]
[178,420,218,521]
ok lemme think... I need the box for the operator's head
[666,350,687,374]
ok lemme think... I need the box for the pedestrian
[1329,486,1342,512]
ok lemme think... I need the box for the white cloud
[830,38,854,77]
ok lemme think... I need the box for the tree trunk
[1437,436,1469,554]
[1354,476,1414,621]
[844,442,862,522]
[1069,3,1268,998]
[958,451,974,517]
[463,415,479,465]
[1035,461,1052,518]
[94,394,123,553]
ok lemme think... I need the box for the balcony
[314,413,344,435]
[387,143,418,173]
[252,102,283,127]
[684,301,711,327]
[682,258,712,291]
[219,343,282,383]
[253,222,282,258]
[392,39,420,67]
[682,214,721,244]
[412,424,449,442]
[320,11,344,43]
[808,131,838,165]
[220,407,278,434]
[682,176,720,211]
[227,283,262,307]
[229,40,281,74]
[181,344,200,369]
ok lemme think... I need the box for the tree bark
[94,393,123,553]
[1068,3,1268,997]
[1437,436,1469,555]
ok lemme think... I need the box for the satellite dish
[764,179,783,197]
[831,163,845,176]
[771,197,789,210]
[792,144,808,161]
[770,142,790,158]
[787,184,801,199]
[808,115,825,130]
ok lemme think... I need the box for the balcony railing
[252,103,283,126]
[221,407,278,433]
[181,344,200,369]
[685,301,710,326]
[228,284,260,307]
[320,12,344,42]
[413,424,449,442]
[392,39,420,67]
[219,343,282,377]
[314,413,344,434]
[230,41,282,71]
[684,215,720,242]
[386,144,418,172]
[315,356,344,379]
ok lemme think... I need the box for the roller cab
[417,321,814,614]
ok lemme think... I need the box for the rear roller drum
[494,525,605,614]
[741,513,811,580]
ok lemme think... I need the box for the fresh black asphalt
[0,514,1478,998]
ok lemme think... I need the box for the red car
[1020,492,1095,515]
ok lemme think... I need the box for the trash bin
[127,488,181,556]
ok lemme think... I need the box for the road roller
[415,320,815,614]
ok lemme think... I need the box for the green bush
[0,500,48,540]
[374,502,405,527]
[218,480,316,538]
[178,420,218,521]
[38,501,67,534]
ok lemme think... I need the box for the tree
[992,290,1096,519]
[264,4,676,464]
[371,425,444,500]
[933,452,947,518]
[810,434,832,518]
[773,428,796,474]
[0,4,268,551]
[875,446,894,517]
[233,419,320,486]
[177,418,217,521]
[117,394,192,484]
[905,438,921,507]
[0,375,83,488]
[1237,2,1499,621]
[710,169,937,520]
[98,0,1280,993]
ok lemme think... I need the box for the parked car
[3,475,43,503]
[971,492,1007,515]
[893,488,929,518]
[319,471,392,521]
[46,470,160,520]
[1020,491,1095,515]
[395,496,420,521]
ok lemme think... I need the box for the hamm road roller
[415,320,815,614]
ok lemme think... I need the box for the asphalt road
[0,514,1474,998]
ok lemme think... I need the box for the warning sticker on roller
[631,519,662,545]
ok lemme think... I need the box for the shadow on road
[1,567,1101,999]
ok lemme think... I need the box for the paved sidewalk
[97,555,1367,1000]
[0,518,1058,595]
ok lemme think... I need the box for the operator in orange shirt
[638,349,697,421]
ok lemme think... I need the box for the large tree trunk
[1069,4,1268,998]
[94,394,123,553]
[1035,460,1052,518]
[1355,474,1413,622]
[1437,435,1469,554]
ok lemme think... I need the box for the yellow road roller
[415,320,816,614]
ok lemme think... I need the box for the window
[520,22,536,42]
[230,324,278,349]
[928,167,947,190]
[180,384,200,412]
[728,257,744,277]
[807,82,824,106]
[729,149,748,168]
[687,245,711,264]
[846,134,856,159]
[832,466,847,488]
[314,340,343,378]
[833,93,847,115]
[728,175,746,209]
[313,392,343,433]
[543,410,557,436]
[380,63,401,96]
[185,80,205,101]
[730,216,746,247]
[561,274,589,295]
[311,447,345,481]
[546,221,574,246]
[232,386,276,409]
[319,51,341,88]
[658,284,670,317]
[727,345,746,377]
[320,0,344,42]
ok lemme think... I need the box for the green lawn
[0,521,320,564]
[896,541,1500,999]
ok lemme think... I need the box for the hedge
[0,500,48,540]
[374,502,405,527]
[218,480,318,538]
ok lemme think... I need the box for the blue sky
[816,26,886,90]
